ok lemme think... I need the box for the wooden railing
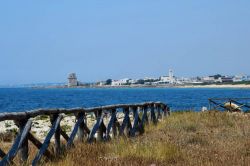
[0,101,170,166]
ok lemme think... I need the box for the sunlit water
[0,88,250,112]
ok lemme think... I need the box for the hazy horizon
[1,1,250,85]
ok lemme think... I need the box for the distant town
[66,70,250,88]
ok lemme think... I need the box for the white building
[68,73,78,87]
[202,76,215,83]
[159,69,176,84]
[233,74,246,82]
[111,78,130,86]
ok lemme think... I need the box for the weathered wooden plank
[130,107,139,137]
[60,130,70,142]
[76,113,85,142]
[66,113,85,148]
[51,114,61,156]
[136,107,143,134]
[32,114,63,166]
[137,106,148,134]
[156,105,162,120]
[125,111,132,137]
[106,109,117,139]
[97,121,106,141]
[162,105,167,116]
[0,119,32,166]
[28,133,53,159]
[119,108,131,136]
[142,106,149,125]
[150,105,157,124]
[0,102,167,121]
[87,111,104,143]
[0,148,6,159]
[83,123,90,135]
[18,119,29,163]
[114,121,121,137]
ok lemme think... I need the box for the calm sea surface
[0,88,250,113]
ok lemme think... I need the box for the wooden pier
[0,101,169,166]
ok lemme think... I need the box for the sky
[0,1,250,85]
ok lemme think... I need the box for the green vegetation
[4,121,12,128]
[35,115,49,121]
[61,124,71,133]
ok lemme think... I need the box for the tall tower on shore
[68,73,78,87]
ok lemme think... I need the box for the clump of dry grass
[1,111,250,166]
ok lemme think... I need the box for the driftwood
[0,101,169,166]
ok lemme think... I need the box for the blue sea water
[0,88,250,113]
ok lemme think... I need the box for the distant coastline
[32,84,250,89]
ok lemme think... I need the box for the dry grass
[1,111,250,165]
[46,111,250,166]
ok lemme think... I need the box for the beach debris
[201,107,208,112]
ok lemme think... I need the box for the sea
[0,88,250,113]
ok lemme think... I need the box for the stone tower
[68,73,78,87]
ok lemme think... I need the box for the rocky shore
[0,112,127,142]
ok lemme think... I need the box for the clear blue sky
[0,1,249,84]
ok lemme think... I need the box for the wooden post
[50,114,61,156]
[124,107,132,137]
[17,119,29,163]
[76,112,85,142]
[111,109,118,138]
[144,106,149,125]
[28,133,53,159]
[137,106,144,135]
[96,110,104,141]
[150,104,157,124]
[131,106,139,137]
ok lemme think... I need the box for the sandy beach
[179,84,250,89]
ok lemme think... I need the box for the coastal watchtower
[68,73,78,87]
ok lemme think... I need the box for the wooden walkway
[0,101,170,166]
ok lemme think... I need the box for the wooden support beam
[51,114,61,156]
[32,114,63,166]
[60,130,69,142]
[119,107,132,137]
[96,110,106,141]
[114,121,120,137]
[87,110,104,143]
[0,148,6,159]
[28,133,53,159]
[156,105,162,120]
[66,113,85,148]
[162,105,167,116]
[18,119,29,163]
[137,106,148,135]
[150,105,157,124]
[76,112,86,142]
[144,106,149,125]
[106,109,117,139]
[130,107,139,137]
[0,119,32,166]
